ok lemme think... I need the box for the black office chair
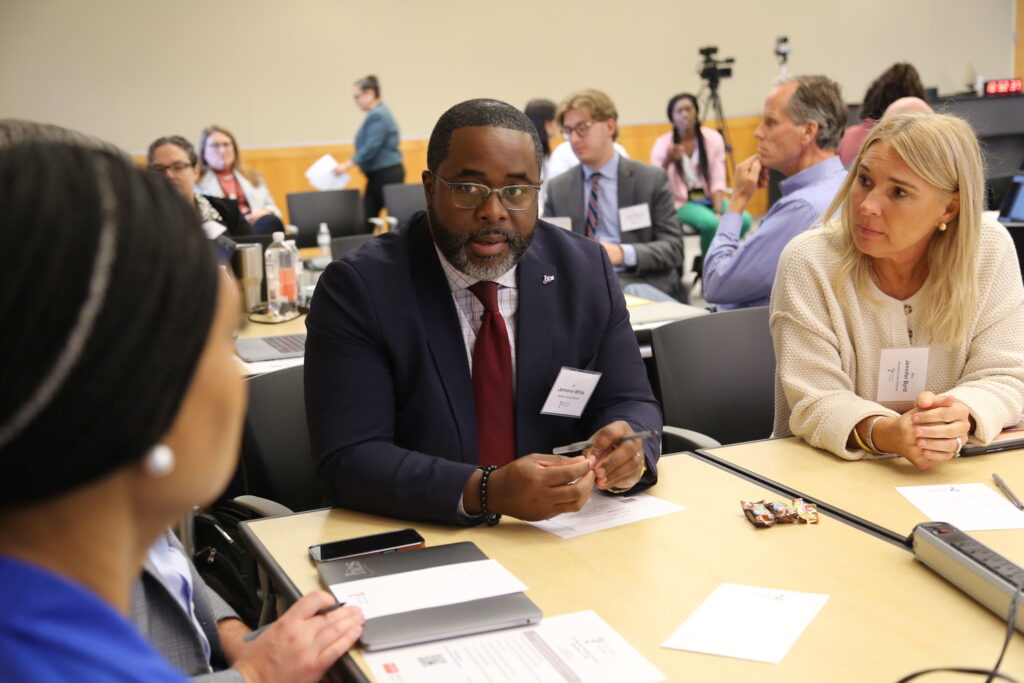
[238,365,323,513]
[331,233,375,257]
[651,306,775,452]
[286,189,366,248]
[382,182,426,229]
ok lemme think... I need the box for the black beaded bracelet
[479,465,501,527]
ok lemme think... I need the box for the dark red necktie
[468,281,516,467]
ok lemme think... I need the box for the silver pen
[552,430,659,455]
[992,473,1024,510]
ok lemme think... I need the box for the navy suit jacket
[305,211,661,524]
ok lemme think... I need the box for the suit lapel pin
[543,275,555,285]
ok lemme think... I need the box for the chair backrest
[651,306,775,446]
[382,182,426,228]
[331,233,374,258]
[240,365,322,512]
[286,189,366,248]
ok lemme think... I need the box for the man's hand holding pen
[578,421,651,492]
[464,423,655,522]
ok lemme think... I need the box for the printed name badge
[540,367,602,417]
[619,203,652,232]
[876,347,929,403]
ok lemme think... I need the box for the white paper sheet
[327,559,527,620]
[236,356,305,375]
[662,583,829,664]
[528,492,685,539]
[363,610,665,683]
[304,153,350,191]
[895,482,1024,531]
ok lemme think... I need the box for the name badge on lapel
[540,367,602,417]
[619,203,652,232]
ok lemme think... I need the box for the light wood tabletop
[242,454,1024,681]
[698,437,1024,565]
[236,312,307,339]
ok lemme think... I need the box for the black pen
[993,473,1024,510]
[242,602,346,642]
[552,430,659,455]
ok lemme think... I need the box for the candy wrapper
[741,500,775,528]
[764,500,798,523]
[792,498,819,524]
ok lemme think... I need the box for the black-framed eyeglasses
[149,162,193,173]
[429,171,540,211]
[561,120,598,139]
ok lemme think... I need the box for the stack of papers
[363,610,665,682]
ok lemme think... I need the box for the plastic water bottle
[264,231,297,318]
[317,222,332,258]
[284,238,304,304]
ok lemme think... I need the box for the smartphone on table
[308,528,425,562]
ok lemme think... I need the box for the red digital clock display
[983,78,1023,96]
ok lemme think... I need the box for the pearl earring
[144,444,175,477]
[938,222,947,232]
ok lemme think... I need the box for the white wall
[0,0,1013,152]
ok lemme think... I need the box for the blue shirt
[703,156,846,310]
[353,103,402,173]
[146,532,211,661]
[0,555,187,682]
[581,154,638,268]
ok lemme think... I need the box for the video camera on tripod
[698,46,734,90]
[696,46,736,167]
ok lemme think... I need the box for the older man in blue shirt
[703,75,847,310]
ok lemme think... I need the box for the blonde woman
[198,124,284,234]
[771,113,1024,469]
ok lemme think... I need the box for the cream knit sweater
[770,218,1024,459]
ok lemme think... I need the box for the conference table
[240,454,1024,681]
[695,436,1024,565]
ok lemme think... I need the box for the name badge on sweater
[540,367,602,417]
[877,347,929,403]
[619,203,652,232]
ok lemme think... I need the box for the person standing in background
[334,75,404,228]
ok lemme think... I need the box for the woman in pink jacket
[651,93,750,256]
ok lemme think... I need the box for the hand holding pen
[553,423,657,492]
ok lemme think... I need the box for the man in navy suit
[305,99,661,525]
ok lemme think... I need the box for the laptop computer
[317,541,542,651]
[996,162,1024,284]
[234,333,306,363]
[960,425,1024,457]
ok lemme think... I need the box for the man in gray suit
[131,531,363,682]
[543,89,685,301]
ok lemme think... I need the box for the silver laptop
[317,541,542,651]
[234,333,306,363]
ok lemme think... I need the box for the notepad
[317,542,541,651]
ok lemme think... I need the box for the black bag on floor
[192,501,262,629]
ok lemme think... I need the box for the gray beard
[428,206,533,280]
